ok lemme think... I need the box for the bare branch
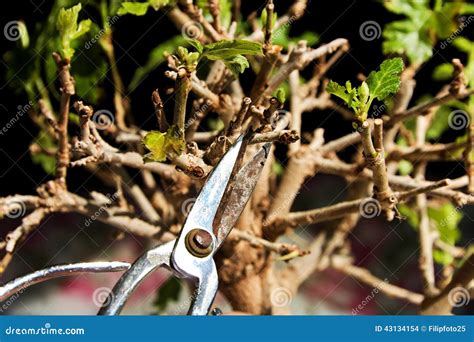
[332,256,424,305]
[52,52,74,188]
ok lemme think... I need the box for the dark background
[1,0,469,194]
[0,0,472,314]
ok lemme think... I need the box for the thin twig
[52,52,74,188]
[332,257,424,305]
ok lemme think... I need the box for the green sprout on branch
[56,3,91,60]
[327,57,404,128]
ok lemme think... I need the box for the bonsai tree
[1,0,473,314]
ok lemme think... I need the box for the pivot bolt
[185,229,213,258]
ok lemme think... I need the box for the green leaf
[197,0,231,28]
[327,58,403,123]
[118,2,150,16]
[129,35,186,91]
[366,57,404,101]
[326,80,359,112]
[359,81,369,104]
[187,39,203,54]
[399,204,419,228]
[398,160,413,176]
[165,125,186,159]
[453,37,473,54]
[432,63,454,81]
[31,132,57,175]
[452,38,474,88]
[207,118,224,131]
[429,203,462,265]
[460,3,474,14]
[428,203,462,245]
[153,277,182,312]
[261,8,268,29]
[223,55,249,75]
[183,40,263,76]
[275,88,286,104]
[109,0,125,15]
[297,32,319,47]
[426,105,451,140]
[202,39,262,60]
[271,160,284,176]
[56,4,81,36]
[17,21,30,49]
[118,0,171,16]
[218,0,232,28]
[144,130,166,161]
[56,3,92,59]
[383,21,433,65]
[384,0,429,16]
[382,0,468,65]
[68,113,80,126]
[401,201,462,266]
[73,40,108,103]
[382,0,432,64]
[143,125,186,162]
[271,24,319,49]
[429,3,465,39]
[433,249,454,265]
[73,19,92,39]
[149,0,170,10]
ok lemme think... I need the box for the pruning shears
[100,133,270,315]
[0,132,271,315]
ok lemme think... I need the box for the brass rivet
[185,229,213,258]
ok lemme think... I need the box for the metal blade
[170,135,247,278]
[183,135,246,232]
[214,142,271,248]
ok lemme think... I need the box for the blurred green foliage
[399,203,462,265]
[382,0,474,66]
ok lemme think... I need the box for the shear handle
[98,240,175,315]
